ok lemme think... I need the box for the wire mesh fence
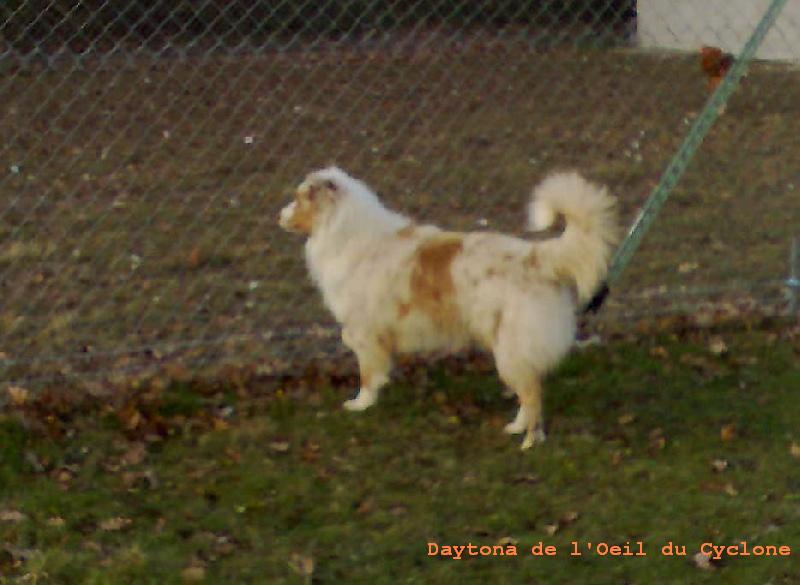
[1,0,799,389]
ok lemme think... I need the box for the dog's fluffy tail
[527,171,618,304]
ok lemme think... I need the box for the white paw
[504,408,529,435]
[343,392,375,412]
[520,429,546,451]
[504,420,526,435]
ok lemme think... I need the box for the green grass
[2,327,800,583]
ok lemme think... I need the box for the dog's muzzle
[279,201,296,231]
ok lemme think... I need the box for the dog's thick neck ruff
[280,167,414,315]
[308,167,409,244]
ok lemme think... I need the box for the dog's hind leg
[504,405,529,435]
[518,377,546,450]
[505,379,545,449]
[494,348,545,450]
[342,330,393,412]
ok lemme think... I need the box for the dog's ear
[306,179,338,200]
[314,179,339,203]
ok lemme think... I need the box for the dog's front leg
[341,329,393,412]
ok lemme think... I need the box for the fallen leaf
[543,523,559,536]
[118,405,143,431]
[269,440,290,453]
[678,261,699,274]
[389,505,408,517]
[121,442,147,466]
[512,473,540,484]
[82,541,103,553]
[7,385,29,406]
[496,536,518,546]
[212,418,230,431]
[214,534,236,556]
[187,247,202,269]
[699,481,726,494]
[46,516,65,527]
[356,498,375,515]
[561,511,580,524]
[693,551,715,570]
[710,459,729,472]
[0,510,26,523]
[99,517,132,531]
[55,468,73,485]
[181,566,206,582]
[288,552,314,579]
[693,311,715,328]
[790,442,800,458]
[708,337,728,356]
[121,470,159,490]
[720,424,737,442]
[618,413,635,425]
[724,483,739,496]
[649,428,666,450]
[649,346,669,359]
[301,441,321,462]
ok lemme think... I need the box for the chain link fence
[1,1,799,389]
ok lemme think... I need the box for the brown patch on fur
[409,234,463,326]
[283,187,322,234]
[526,250,539,268]
[359,364,373,389]
[396,224,417,239]
[396,302,411,318]
[283,181,339,234]
[287,199,316,233]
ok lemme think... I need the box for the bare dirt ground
[1,33,799,386]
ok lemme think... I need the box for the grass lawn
[2,324,800,583]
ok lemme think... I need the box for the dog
[279,167,618,449]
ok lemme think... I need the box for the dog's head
[279,168,342,235]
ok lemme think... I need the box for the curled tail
[527,171,618,304]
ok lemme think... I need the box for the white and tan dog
[279,167,617,449]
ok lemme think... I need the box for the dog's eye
[324,180,337,192]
